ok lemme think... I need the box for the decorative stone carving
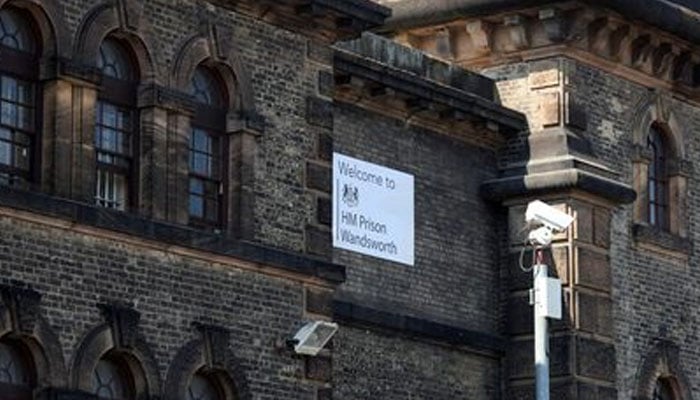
[389,3,700,97]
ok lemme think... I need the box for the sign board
[332,153,414,266]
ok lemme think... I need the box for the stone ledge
[632,223,691,255]
[0,186,346,284]
[481,168,636,204]
[334,48,527,132]
[333,300,506,354]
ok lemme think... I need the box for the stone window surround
[631,94,691,255]
[633,340,693,400]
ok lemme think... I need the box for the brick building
[0,0,697,399]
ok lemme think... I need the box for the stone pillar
[506,197,618,400]
[165,111,191,226]
[41,75,98,203]
[136,89,169,220]
[226,116,261,240]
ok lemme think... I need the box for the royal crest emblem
[342,183,359,207]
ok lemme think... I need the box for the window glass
[98,39,132,81]
[187,374,221,400]
[92,358,130,400]
[190,68,224,107]
[0,342,28,384]
[0,75,33,184]
[647,125,669,230]
[0,8,35,53]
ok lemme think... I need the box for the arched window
[187,372,224,400]
[0,7,39,188]
[648,124,670,230]
[92,356,134,400]
[95,38,137,211]
[0,339,35,399]
[653,377,677,400]
[188,66,227,228]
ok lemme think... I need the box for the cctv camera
[525,200,574,232]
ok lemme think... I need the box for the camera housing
[525,200,574,232]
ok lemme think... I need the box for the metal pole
[533,261,549,400]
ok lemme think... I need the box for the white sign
[332,153,414,266]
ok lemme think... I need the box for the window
[95,38,137,211]
[648,124,669,230]
[187,373,223,400]
[0,7,38,188]
[92,357,134,400]
[0,340,34,399]
[653,377,676,400]
[188,66,227,228]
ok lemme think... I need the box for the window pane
[18,105,32,130]
[0,139,10,166]
[192,153,211,176]
[0,342,27,384]
[187,374,221,400]
[1,76,16,101]
[192,129,210,152]
[92,359,128,400]
[190,67,224,107]
[189,194,204,218]
[98,39,133,81]
[1,101,16,126]
[0,8,35,53]
[190,177,204,195]
[95,169,128,210]
[17,81,32,104]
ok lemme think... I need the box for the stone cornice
[385,2,700,99]
[205,0,391,42]
[333,34,527,139]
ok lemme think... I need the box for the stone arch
[633,340,693,400]
[172,34,256,117]
[70,309,161,398]
[73,0,160,83]
[0,286,68,388]
[163,327,252,400]
[631,91,685,159]
[0,0,68,59]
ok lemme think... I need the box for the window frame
[0,338,36,400]
[0,7,41,187]
[91,355,136,400]
[94,37,139,211]
[647,124,670,231]
[188,66,228,229]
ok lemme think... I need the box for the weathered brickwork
[0,214,320,398]
[333,104,503,333]
[333,326,500,400]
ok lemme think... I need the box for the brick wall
[330,103,506,398]
[333,103,503,333]
[0,214,323,398]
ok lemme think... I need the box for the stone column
[41,67,99,203]
[137,85,170,220]
[226,116,261,240]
